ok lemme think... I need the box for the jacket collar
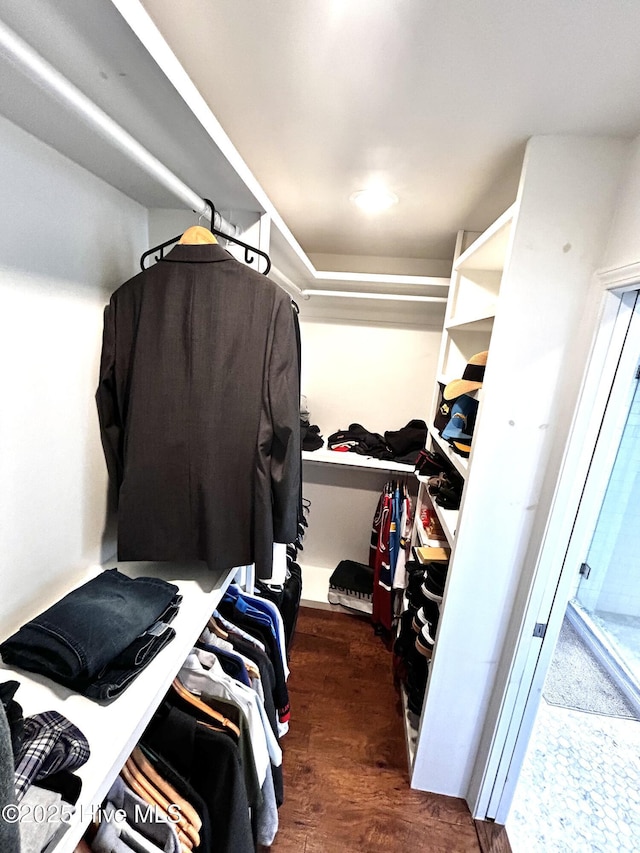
[160,242,235,264]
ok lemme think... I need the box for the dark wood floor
[269,606,510,853]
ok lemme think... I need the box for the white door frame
[475,272,640,823]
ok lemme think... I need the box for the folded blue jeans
[84,619,177,702]
[0,570,179,690]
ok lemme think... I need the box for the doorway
[506,289,640,849]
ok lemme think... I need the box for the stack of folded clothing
[300,394,324,451]
[1,680,90,853]
[0,569,181,702]
[383,419,429,464]
[328,559,374,614]
[327,419,428,464]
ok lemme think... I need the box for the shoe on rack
[407,685,426,716]
[415,625,435,658]
[394,609,417,661]
[421,573,445,604]
[414,449,447,477]
[423,561,448,586]
[411,600,440,634]
[435,486,461,510]
[427,473,450,496]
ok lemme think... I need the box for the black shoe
[421,573,445,604]
[394,610,417,660]
[435,486,461,510]
[415,626,435,658]
[414,449,447,477]
[423,561,448,586]
[411,600,440,634]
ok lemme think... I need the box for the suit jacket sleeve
[266,296,301,544]
[95,300,124,489]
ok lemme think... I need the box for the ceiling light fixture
[349,187,399,213]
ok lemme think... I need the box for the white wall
[0,114,148,635]
[601,135,640,272]
[296,304,443,584]
[299,314,443,437]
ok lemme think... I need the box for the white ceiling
[142,1,640,265]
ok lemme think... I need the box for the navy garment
[196,642,252,688]
[0,570,179,694]
[217,599,290,720]
[227,635,283,808]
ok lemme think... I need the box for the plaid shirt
[14,711,90,800]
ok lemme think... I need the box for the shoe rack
[403,204,516,773]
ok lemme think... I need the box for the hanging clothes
[370,481,412,633]
[95,242,301,578]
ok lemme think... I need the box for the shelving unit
[405,205,515,777]
[0,561,239,853]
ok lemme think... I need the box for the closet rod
[0,19,235,234]
[268,266,305,297]
[301,289,447,303]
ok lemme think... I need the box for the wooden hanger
[129,746,202,831]
[122,758,200,849]
[178,225,217,245]
[207,615,229,639]
[171,677,241,738]
[119,762,194,852]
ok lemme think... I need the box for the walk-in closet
[2,3,640,852]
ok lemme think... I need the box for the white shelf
[416,521,448,548]
[431,503,458,546]
[415,479,459,545]
[426,425,469,479]
[454,204,516,272]
[445,311,495,332]
[0,561,237,853]
[302,448,414,474]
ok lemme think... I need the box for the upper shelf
[302,449,414,474]
[454,204,516,273]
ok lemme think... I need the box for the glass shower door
[574,361,640,689]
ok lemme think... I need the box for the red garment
[370,489,393,632]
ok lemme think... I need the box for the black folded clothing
[329,560,374,596]
[327,424,392,460]
[301,419,324,451]
[384,419,428,457]
[0,570,180,695]
[328,560,374,614]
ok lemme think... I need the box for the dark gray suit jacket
[96,242,300,577]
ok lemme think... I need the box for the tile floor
[507,698,640,852]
